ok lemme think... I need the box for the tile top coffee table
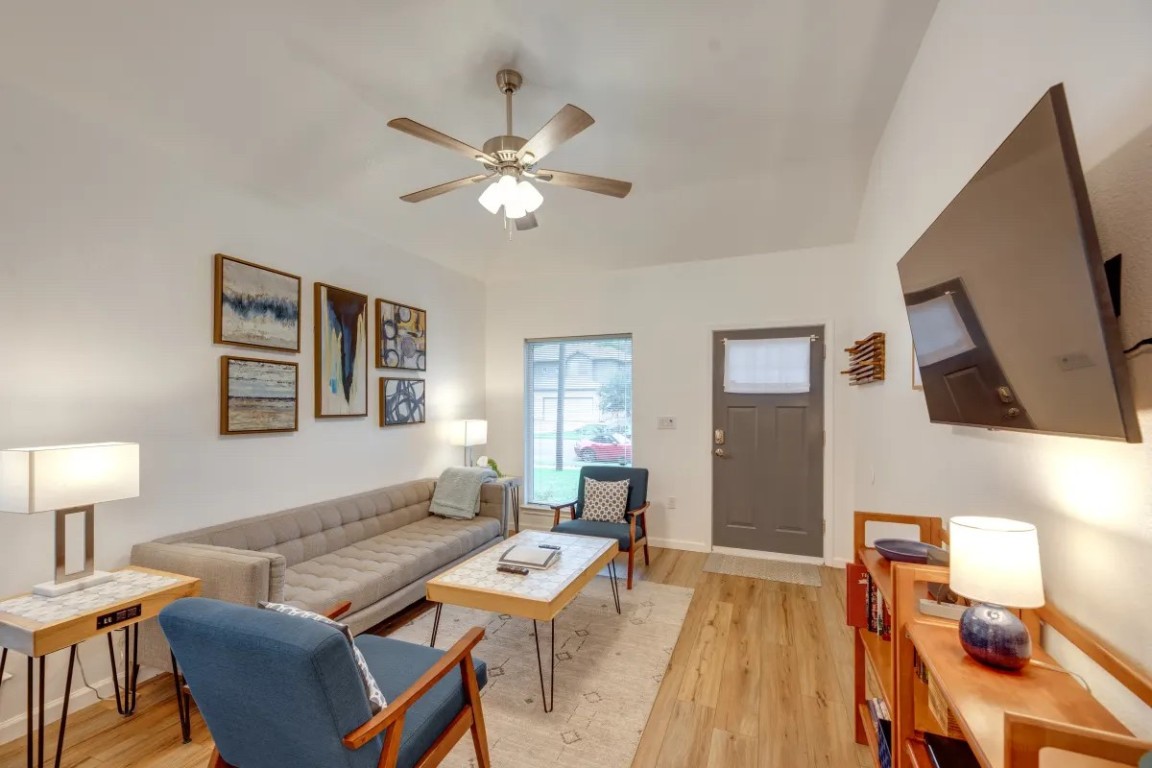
[424,530,621,712]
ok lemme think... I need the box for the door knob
[714,448,728,458]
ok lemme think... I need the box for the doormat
[703,553,822,586]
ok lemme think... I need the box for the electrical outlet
[667,496,677,509]
[657,416,677,430]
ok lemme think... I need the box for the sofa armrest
[130,542,287,669]
[477,483,505,522]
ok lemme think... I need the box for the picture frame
[380,377,426,427]
[220,356,299,435]
[315,282,370,418]
[376,299,427,371]
[214,254,301,352]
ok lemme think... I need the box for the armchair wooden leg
[208,749,234,768]
[463,656,491,768]
[627,549,634,590]
[643,540,650,566]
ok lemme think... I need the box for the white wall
[486,244,860,558]
[0,79,486,737]
[853,0,1152,732]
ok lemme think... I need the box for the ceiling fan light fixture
[503,200,528,219]
[516,181,544,213]
[477,182,503,214]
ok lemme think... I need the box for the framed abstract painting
[214,254,301,352]
[314,283,369,418]
[376,299,427,371]
[380,378,426,426]
[220,356,298,435]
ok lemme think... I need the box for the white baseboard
[647,537,710,553]
[0,667,159,747]
[710,545,826,566]
[828,557,851,569]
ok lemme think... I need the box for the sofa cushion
[356,635,487,768]
[284,515,501,614]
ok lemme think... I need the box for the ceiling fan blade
[400,174,491,203]
[514,212,539,231]
[388,118,498,165]
[516,105,594,165]
[534,169,632,198]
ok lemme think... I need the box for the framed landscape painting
[376,299,427,371]
[220,356,298,435]
[214,254,301,352]
[315,282,369,418]
[380,378,426,427]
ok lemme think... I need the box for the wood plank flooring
[0,547,869,768]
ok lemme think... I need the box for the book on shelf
[499,544,560,570]
[924,733,980,768]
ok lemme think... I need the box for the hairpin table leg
[430,603,443,648]
[171,652,192,743]
[532,619,556,713]
[608,560,622,614]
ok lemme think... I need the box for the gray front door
[711,326,825,556]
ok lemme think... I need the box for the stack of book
[499,544,560,570]
[861,572,892,640]
[865,697,893,768]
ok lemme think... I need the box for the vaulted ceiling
[0,1,937,278]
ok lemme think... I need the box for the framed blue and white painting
[214,254,301,352]
[315,282,369,418]
[380,378,426,426]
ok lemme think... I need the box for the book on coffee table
[499,544,560,570]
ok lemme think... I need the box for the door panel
[712,326,825,557]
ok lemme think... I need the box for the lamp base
[959,602,1032,671]
[33,570,114,598]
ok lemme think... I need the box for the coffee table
[424,530,621,712]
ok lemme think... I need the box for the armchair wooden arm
[550,500,577,527]
[1004,713,1151,767]
[343,627,488,765]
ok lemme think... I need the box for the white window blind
[524,335,633,506]
[724,337,811,393]
[907,294,976,366]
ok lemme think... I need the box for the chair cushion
[259,601,386,713]
[356,635,488,768]
[581,478,630,522]
[552,519,644,551]
[284,515,501,613]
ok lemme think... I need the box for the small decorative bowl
[874,539,931,563]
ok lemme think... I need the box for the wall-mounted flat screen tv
[897,84,1140,442]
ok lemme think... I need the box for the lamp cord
[1029,659,1091,692]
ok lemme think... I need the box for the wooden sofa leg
[627,549,634,590]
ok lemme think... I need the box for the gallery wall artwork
[315,283,369,417]
[220,356,298,435]
[381,378,426,426]
[214,254,301,352]
[377,299,427,371]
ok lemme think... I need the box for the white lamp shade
[0,443,140,514]
[516,181,544,214]
[948,516,1044,608]
[450,420,488,447]
[477,182,503,214]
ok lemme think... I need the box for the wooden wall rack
[843,332,886,385]
[850,510,1152,768]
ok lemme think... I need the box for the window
[525,335,633,506]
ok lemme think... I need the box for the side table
[0,566,200,768]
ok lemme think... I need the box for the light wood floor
[0,547,868,768]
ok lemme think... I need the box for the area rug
[703,552,822,586]
[384,576,694,768]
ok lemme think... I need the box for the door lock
[714,448,729,458]
[714,429,725,445]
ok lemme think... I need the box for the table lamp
[0,443,140,597]
[451,420,488,466]
[948,516,1044,671]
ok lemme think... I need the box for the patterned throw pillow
[259,601,387,713]
[581,478,630,523]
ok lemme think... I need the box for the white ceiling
[0,1,937,279]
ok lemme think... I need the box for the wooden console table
[851,510,1152,768]
[0,566,200,768]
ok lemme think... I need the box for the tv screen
[897,85,1139,442]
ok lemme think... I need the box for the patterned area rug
[703,553,822,586]
[384,576,693,768]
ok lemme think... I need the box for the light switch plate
[657,416,677,430]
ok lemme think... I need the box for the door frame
[706,316,838,565]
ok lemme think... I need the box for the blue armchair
[160,598,489,768]
[550,466,650,589]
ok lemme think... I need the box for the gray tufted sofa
[131,478,506,669]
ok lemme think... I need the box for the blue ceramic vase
[959,603,1031,671]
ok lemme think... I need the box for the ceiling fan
[388,69,632,232]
